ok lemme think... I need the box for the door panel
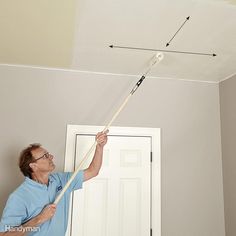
[70,135,151,236]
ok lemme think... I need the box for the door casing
[64,125,161,236]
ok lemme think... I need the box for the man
[0,131,108,236]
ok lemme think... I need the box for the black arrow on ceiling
[166,16,190,47]
[109,45,217,57]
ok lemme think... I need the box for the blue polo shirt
[0,171,84,236]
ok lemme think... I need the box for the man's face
[31,147,56,173]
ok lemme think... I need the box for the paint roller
[54,52,164,205]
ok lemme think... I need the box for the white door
[70,135,151,236]
[65,126,161,236]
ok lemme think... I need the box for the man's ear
[29,163,37,170]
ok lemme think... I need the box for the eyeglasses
[34,152,53,162]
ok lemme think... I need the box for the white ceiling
[71,0,236,82]
[0,0,236,83]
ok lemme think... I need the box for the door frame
[64,125,161,236]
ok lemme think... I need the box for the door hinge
[150,151,153,162]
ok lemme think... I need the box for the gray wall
[0,65,225,236]
[220,75,236,236]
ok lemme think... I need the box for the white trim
[0,63,218,84]
[219,72,236,83]
[64,125,161,236]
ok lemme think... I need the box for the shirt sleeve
[0,194,27,232]
[56,170,84,193]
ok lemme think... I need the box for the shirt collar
[25,175,54,188]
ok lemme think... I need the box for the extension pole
[54,52,164,205]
